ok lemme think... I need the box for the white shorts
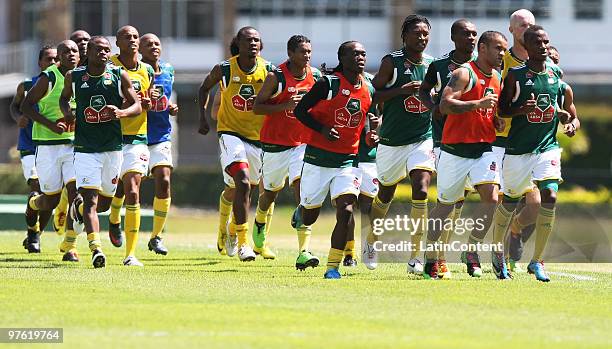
[74,151,123,197]
[436,150,500,204]
[219,134,262,187]
[35,144,75,195]
[434,146,474,193]
[492,146,505,191]
[21,154,38,182]
[300,162,361,209]
[376,139,435,186]
[262,144,305,191]
[120,143,149,178]
[503,148,562,199]
[358,162,379,198]
[148,141,173,173]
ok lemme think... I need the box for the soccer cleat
[148,236,168,255]
[123,255,144,267]
[217,231,227,255]
[437,259,452,279]
[528,260,551,282]
[290,206,302,229]
[342,255,357,267]
[324,268,341,279]
[238,245,256,262]
[253,245,276,259]
[295,251,319,270]
[362,240,378,270]
[422,259,439,279]
[508,258,526,273]
[108,222,123,247]
[225,220,238,257]
[491,251,512,280]
[252,221,267,249]
[24,229,41,253]
[91,249,106,268]
[53,211,67,235]
[461,251,483,278]
[62,250,79,262]
[70,195,85,235]
[407,257,424,274]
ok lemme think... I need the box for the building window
[237,0,388,17]
[414,0,551,19]
[574,0,603,20]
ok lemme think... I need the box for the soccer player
[368,15,436,274]
[293,40,374,279]
[252,34,321,266]
[21,41,79,258]
[105,25,155,266]
[495,26,579,282]
[70,29,90,66]
[423,31,508,279]
[139,33,178,255]
[60,36,141,268]
[418,18,478,278]
[9,45,57,252]
[198,27,274,262]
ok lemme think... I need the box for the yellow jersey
[495,48,527,143]
[110,54,154,144]
[217,55,274,143]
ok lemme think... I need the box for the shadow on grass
[0,260,64,269]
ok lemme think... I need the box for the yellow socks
[61,229,78,252]
[27,222,40,233]
[492,204,514,245]
[109,196,125,225]
[218,192,232,236]
[510,214,527,236]
[424,239,438,260]
[54,187,69,232]
[326,248,344,270]
[533,206,555,261]
[29,194,41,211]
[344,240,355,257]
[266,202,275,229]
[410,199,428,259]
[370,195,391,221]
[87,232,101,252]
[438,207,455,261]
[151,197,170,239]
[235,223,248,247]
[297,225,312,252]
[255,204,267,225]
[124,204,140,257]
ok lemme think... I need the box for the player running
[494,25,579,282]
[252,34,321,266]
[197,27,274,262]
[60,36,141,268]
[423,31,508,279]
[293,41,374,279]
[9,45,57,251]
[70,29,90,66]
[139,33,178,255]
[368,15,436,274]
[418,18,478,278]
[21,41,80,257]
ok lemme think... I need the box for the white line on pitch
[547,272,597,281]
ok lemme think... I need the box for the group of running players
[11,9,579,281]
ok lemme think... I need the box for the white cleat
[362,240,378,270]
[123,255,144,267]
[69,196,84,235]
[238,245,256,262]
[407,257,424,274]
[225,220,238,257]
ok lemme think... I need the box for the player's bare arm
[197,64,222,135]
[440,68,496,115]
[59,70,74,123]
[561,84,580,136]
[115,70,142,119]
[419,64,440,118]
[9,82,29,128]
[294,78,339,141]
[372,56,421,104]
[22,74,64,134]
[253,72,300,115]
[499,71,536,117]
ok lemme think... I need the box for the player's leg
[108,179,125,247]
[121,143,149,266]
[508,189,540,271]
[348,162,376,268]
[53,187,69,235]
[217,186,234,255]
[148,165,171,255]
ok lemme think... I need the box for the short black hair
[86,36,110,52]
[38,44,54,61]
[451,19,472,36]
[234,26,264,52]
[287,35,310,52]
[548,45,559,53]
[478,31,507,47]
[401,14,430,40]
[523,25,545,45]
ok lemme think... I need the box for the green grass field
[1,207,611,348]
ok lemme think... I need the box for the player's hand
[17,115,29,128]
[563,122,577,137]
[50,120,66,134]
[365,130,379,147]
[432,105,444,120]
[198,111,211,135]
[557,109,572,124]
[141,96,152,111]
[285,94,303,111]
[321,126,340,141]
[169,103,179,116]
[399,81,421,95]
[520,93,537,114]
[150,88,161,100]
[493,116,506,132]
[477,94,498,109]
[368,113,380,129]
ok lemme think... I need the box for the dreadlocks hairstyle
[401,14,431,41]
[320,41,358,74]
[229,37,239,56]
[38,44,55,61]
[232,26,264,54]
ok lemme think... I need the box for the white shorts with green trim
[503,148,562,199]
[262,144,305,191]
[148,141,173,173]
[219,134,262,187]
[121,143,149,177]
[434,146,474,193]
[74,151,122,197]
[358,162,378,198]
[299,162,361,209]
[376,138,435,186]
[35,144,75,195]
[492,145,506,191]
[21,154,38,182]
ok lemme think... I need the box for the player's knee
[125,186,140,203]
[302,209,318,226]
[158,176,171,194]
[540,188,557,205]
[482,192,499,205]
[412,186,428,200]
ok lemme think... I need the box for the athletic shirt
[557,80,568,109]
[72,65,124,153]
[441,61,501,158]
[423,50,476,147]
[259,61,321,151]
[379,48,433,146]
[304,72,374,168]
[18,77,38,153]
[217,55,274,145]
[358,72,378,163]
[505,62,562,155]
[110,54,154,145]
[147,61,175,145]
[33,64,74,145]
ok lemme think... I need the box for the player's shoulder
[422,53,434,64]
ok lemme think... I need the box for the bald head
[56,40,79,68]
[117,25,139,37]
[509,9,535,46]
[139,33,162,64]
[57,40,77,54]
[140,33,159,42]
[116,25,140,55]
[70,29,90,57]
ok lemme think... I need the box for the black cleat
[108,222,123,247]
[342,255,357,267]
[62,250,79,262]
[148,236,168,255]
[91,249,106,268]
[25,229,41,253]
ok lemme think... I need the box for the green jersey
[33,64,74,145]
[557,80,568,109]
[423,50,476,147]
[505,62,562,155]
[72,65,124,153]
[379,48,433,146]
